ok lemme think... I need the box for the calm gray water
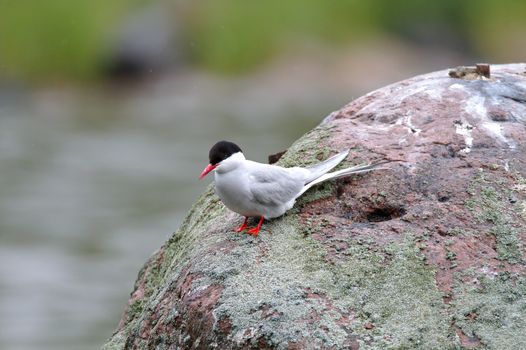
[0,70,348,349]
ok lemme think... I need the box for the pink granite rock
[104,64,526,350]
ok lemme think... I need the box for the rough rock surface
[103,64,526,350]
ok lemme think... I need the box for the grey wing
[249,165,306,206]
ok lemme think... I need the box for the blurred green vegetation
[0,0,525,82]
[185,0,379,73]
[463,0,526,61]
[0,0,139,81]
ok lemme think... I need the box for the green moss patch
[465,170,524,264]
[212,220,451,349]
[453,273,526,349]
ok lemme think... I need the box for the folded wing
[249,165,306,206]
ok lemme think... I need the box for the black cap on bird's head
[209,140,242,165]
[199,141,242,179]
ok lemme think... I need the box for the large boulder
[103,64,526,349]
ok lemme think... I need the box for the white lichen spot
[465,95,487,118]
[233,327,256,345]
[455,120,473,154]
[396,114,421,136]
[479,266,498,279]
[449,83,466,91]
[482,121,516,149]
[405,115,421,135]
[463,94,516,149]
[424,88,443,100]
[515,81,526,91]
[398,136,408,146]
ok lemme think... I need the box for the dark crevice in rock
[489,111,512,122]
[365,206,406,222]
[446,145,457,158]
[438,195,450,202]
[502,95,526,105]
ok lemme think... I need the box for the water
[0,69,343,350]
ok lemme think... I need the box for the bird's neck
[215,152,246,174]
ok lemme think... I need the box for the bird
[199,140,388,236]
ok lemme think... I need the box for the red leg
[247,217,264,236]
[235,217,249,232]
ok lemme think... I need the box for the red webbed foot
[235,217,249,232]
[246,217,264,236]
[246,227,260,236]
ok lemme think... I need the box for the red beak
[199,164,217,180]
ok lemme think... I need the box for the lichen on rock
[103,64,526,350]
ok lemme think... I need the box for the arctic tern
[200,140,387,236]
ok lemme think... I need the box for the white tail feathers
[297,157,390,198]
[304,149,350,184]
